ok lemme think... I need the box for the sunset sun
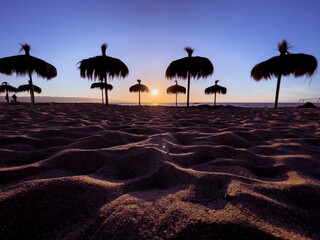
[152,89,158,96]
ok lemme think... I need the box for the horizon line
[0,95,309,104]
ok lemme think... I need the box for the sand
[0,103,319,240]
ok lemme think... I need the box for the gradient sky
[0,0,320,104]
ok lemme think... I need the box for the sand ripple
[0,103,320,239]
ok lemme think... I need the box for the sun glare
[152,89,158,96]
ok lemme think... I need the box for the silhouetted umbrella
[90,82,113,104]
[251,40,317,108]
[0,82,18,102]
[129,79,149,106]
[0,82,18,93]
[79,44,129,106]
[0,44,57,104]
[166,47,214,107]
[205,80,227,106]
[167,80,186,107]
[18,84,42,94]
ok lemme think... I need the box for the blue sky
[0,0,319,103]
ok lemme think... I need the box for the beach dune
[0,103,319,239]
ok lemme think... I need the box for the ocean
[113,102,320,108]
[2,96,319,108]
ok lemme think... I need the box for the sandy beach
[0,103,319,239]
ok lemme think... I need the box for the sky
[0,0,320,104]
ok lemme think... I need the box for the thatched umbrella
[205,80,227,106]
[0,82,18,102]
[79,44,129,106]
[166,80,186,107]
[0,44,57,104]
[90,82,113,104]
[251,40,318,108]
[166,47,214,107]
[129,79,149,106]
[18,83,42,94]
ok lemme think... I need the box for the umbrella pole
[29,71,35,105]
[214,92,217,106]
[274,75,282,108]
[101,79,104,104]
[176,93,177,107]
[104,76,108,106]
[101,89,104,104]
[139,90,141,106]
[187,71,190,107]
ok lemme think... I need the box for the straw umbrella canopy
[90,82,113,104]
[205,80,227,106]
[18,84,42,94]
[0,44,57,105]
[129,79,149,106]
[166,80,186,107]
[251,40,318,108]
[79,44,129,106]
[0,82,18,93]
[166,47,214,107]
[0,82,18,102]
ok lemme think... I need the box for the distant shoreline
[0,101,318,108]
[2,96,320,106]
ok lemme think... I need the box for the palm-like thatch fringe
[129,84,149,92]
[251,53,318,80]
[165,57,214,80]
[18,84,42,94]
[165,47,214,107]
[166,81,186,94]
[129,80,149,93]
[79,55,129,80]
[78,44,129,106]
[205,85,227,95]
[0,45,57,79]
[0,55,57,79]
[90,82,113,91]
[251,40,318,108]
[0,82,18,93]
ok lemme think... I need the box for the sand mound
[1,104,320,239]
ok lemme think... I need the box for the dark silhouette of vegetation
[90,82,113,104]
[205,80,227,106]
[166,47,213,107]
[0,44,57,104]
[79,44,129,106]
[129,79,149,106]
[251,40,318,108]
[166,80,186,107]
[0,82,18,102]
